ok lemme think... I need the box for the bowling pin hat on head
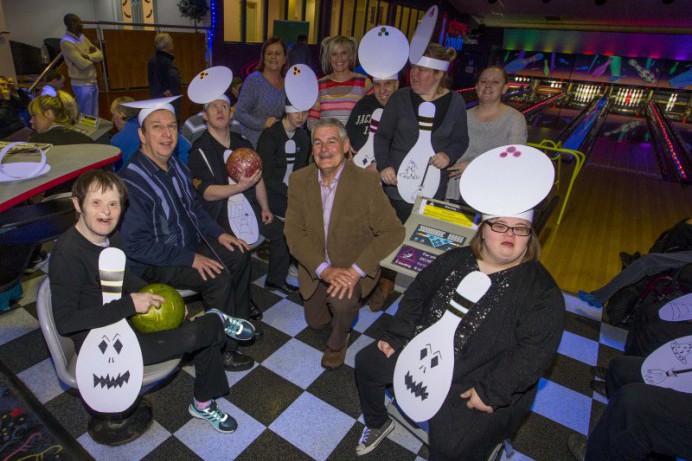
[409,6,448,72]
[285,64,318,113]
[459,145,555,223]
[188,66,234,107]
[121,96,180,126]
[358,25,409,81]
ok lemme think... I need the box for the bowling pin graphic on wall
[393,271,491,422]
[397,102,439,203]
[76,248,144,413]
[353,108,383,168]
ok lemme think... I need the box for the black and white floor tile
[0,256,626,460]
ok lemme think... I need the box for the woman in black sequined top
[354,216,564,460]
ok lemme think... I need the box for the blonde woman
[307,36,373,130]
[28,92,92,144]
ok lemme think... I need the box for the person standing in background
[148,33,182,114]
[60,14,102,116]
[288,34,312,68]
[234,38,288,148]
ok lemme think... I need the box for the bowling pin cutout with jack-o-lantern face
[396,102,439,203]
[76,247,144,413]
[393,271,491,422]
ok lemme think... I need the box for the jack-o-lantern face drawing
[403,344,442,402]
[76,319,144,413]
[92,333,131,389]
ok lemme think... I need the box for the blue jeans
[72,84,99,116]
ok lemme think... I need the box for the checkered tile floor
[0,255,626,461]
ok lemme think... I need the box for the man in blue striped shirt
[119,99,255,372]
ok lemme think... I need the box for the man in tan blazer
[285,119,405,370]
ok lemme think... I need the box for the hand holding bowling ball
[130,284,185,333]
[226,147,262,183]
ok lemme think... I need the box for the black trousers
[586,356,692,460]
[142,237,251,351]
[388,197,414,225]
[248,200,290,286]
[355,342,510,461]
[266,189,287,218]
[137,313,229,401]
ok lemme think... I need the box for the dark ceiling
[448,0,692,34]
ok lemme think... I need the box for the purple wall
[503,29,691,61]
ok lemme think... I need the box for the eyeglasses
[486,221,532,237]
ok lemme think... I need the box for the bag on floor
[625,263,692,356]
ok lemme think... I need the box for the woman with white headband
[374,43,469,223]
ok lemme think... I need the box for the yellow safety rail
[527,140,586,226]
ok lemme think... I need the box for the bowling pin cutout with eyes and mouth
[353,108,383,168]
[641,335,692,394]
[283,139,297,185]
[223,149,260,244]
[76,248,144,413]
[393,271,492,422]
[397,102,439,204]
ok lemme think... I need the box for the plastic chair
[36,278,180,444]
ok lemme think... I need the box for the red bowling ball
[226,148,262,182]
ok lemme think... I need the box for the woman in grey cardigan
[374,43,469,223]
[234,38,287,147]
[446,67,528,201]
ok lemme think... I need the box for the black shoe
[589,379,607,397]
[265,281,299,295]
[590,366,608,380]
[24,250,48,274]
[249,300,263,321]
[619,251,641,268]
[223,351,254,372]
[567,433,587,461]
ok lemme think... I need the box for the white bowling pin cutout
[397,102,440,204]
[353,108,383,169]
[393,271,491,422]
[641,335,692,394]
[76,248,144,413]
[283,139,297,186]
[224,149,260,244]
[659,293,692,322]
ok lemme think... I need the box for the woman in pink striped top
[307,36,373,131]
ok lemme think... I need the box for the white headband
[482,210,534,223]
[204,95,231,109]
[285,105,303,113]
[413,56,450,72]
[138,104,176,125]
[373,74,399,82]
